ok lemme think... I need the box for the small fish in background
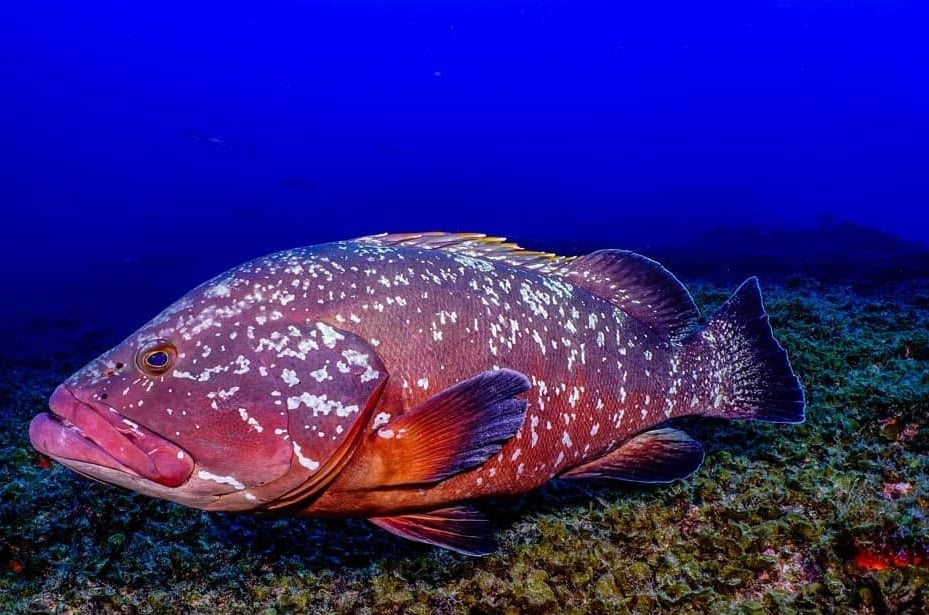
[30,233,804,555]
[280,176,317,193]
[183,131,257,157]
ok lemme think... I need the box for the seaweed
[2,273,928,613]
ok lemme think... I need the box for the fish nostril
[100,392,109,400]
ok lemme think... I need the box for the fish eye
[136,340,177,375]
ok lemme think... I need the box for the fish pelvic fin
[679,277,805,424]
[369,505,496,556]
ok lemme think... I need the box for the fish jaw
[30,384,194,488]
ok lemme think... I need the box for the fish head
[30,255,388,512]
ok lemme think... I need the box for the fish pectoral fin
[560,427,705,484]
[369,505,496,556]
[349,368,530,489]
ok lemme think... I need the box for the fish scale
[30,232,805,555]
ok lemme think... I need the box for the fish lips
[30,385,194,488]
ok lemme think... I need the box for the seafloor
[2,250,928,613]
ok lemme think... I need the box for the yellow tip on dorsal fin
[357,232,575,275]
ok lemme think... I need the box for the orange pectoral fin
[347,368,530,490]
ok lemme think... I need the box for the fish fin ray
[368,505,496,556]
[351,369,529,488]
[561,427,704,484]
[357,232,575,274]
[359,235,700,342]
[561,250,701,342]
[682,277,805,423]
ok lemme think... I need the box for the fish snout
[33,384,195,488]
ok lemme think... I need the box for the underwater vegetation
[2,265,928,613]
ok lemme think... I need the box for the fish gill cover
[1,0,928,612]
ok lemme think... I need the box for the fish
[30,232,805,555]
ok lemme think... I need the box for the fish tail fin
[679,277,805,423]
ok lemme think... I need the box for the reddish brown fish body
[303,251,673,513]
[30,233,804,555]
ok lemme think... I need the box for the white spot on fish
[341,349,380,382]
[207,282,231,298]
[197,470,244,490]
[531,329,546,355]
[293,442,320,471]
[416,377,429,390]
[281,368,300,387]
[217,386,240,400]
[568,386,582,408]
[233,355,250,375]
[316,322,345,348]
[286,393,359,417]
[237,407,263,432]
[373,412,391,429]
[310,365,331,382]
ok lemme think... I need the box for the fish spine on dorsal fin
[357,232,575,275]
[358,233,699,341]
[559,250,701,343]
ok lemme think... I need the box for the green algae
[2,274,928,613]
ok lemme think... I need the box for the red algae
[854,544,928,571]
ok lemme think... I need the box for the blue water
[1,1,925,354]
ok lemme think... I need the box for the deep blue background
[1,1,925,354]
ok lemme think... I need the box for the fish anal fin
[562,250,701,342]
[561,428,704,484]
[369,505,496,556]
[346,369,529,490]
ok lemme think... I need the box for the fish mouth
[29,385,194,488]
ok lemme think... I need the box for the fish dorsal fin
[360,233,699,341]
[561,250,701,343]
[358,232,574,275]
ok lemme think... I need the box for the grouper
[30,233,805,555]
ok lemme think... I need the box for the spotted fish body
[30,233,804,555]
